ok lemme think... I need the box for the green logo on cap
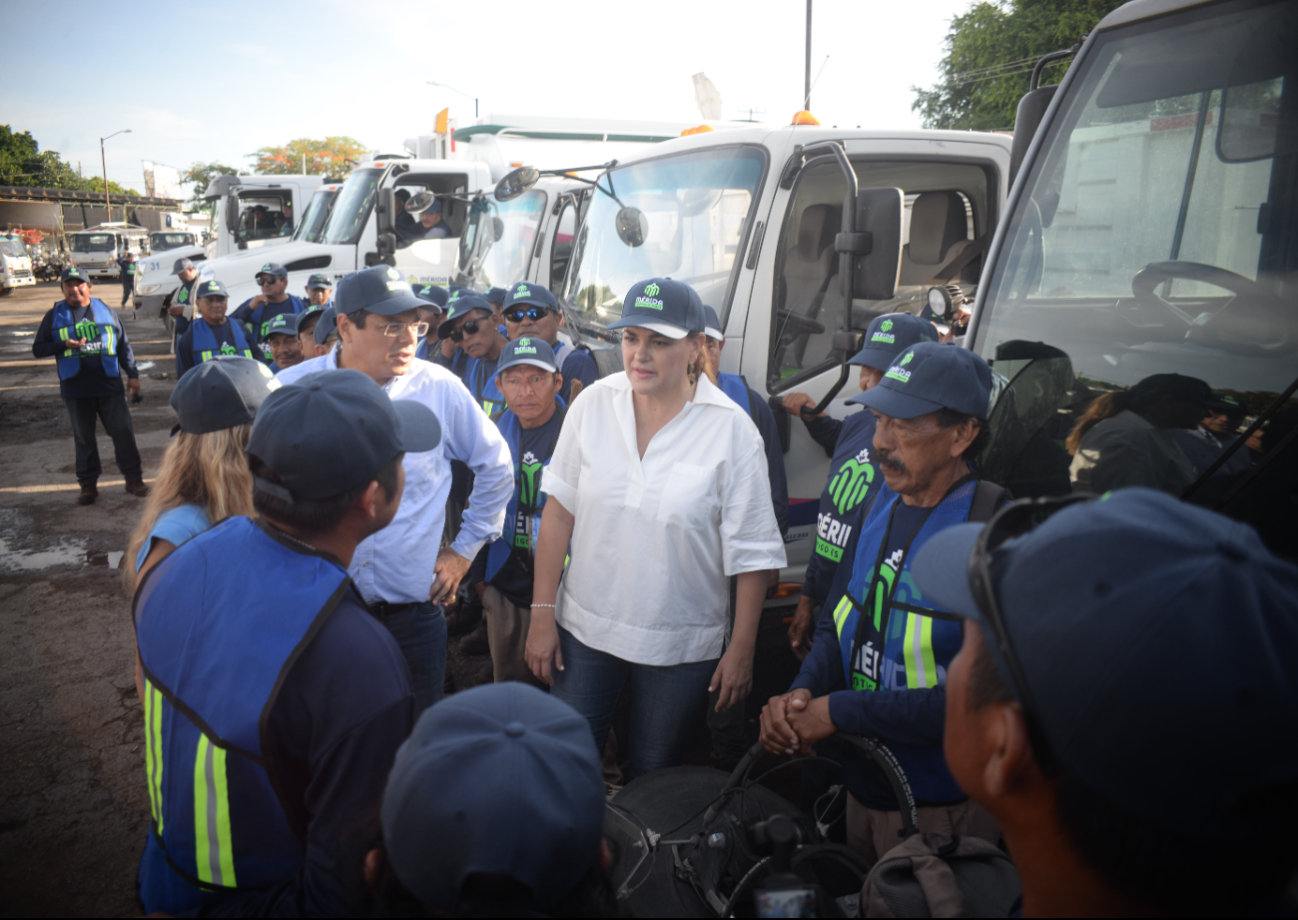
[900,352,914,365]
[262,263,273,271]
[516,284,530,297]
[884,351,915,383]
[518,337,531,346]
[881,319,893,332]
[644,283,660,296]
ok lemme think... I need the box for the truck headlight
[139,284,162,295]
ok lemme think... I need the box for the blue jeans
[379,602,446,712]
[551,625,717,780]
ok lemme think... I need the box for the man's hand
[781,392,821,418]
[759,688,811,754]
[710,641,755,712]
[429,547,471,605]
[788,595,816,661]
[127,378,141,398]
[787,693,837,754]
[249,293,268,310]
[63,337,87,350]
[168,304,184,316]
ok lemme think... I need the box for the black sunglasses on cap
[503,306,554,323]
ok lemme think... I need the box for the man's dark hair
[248,453,401,534]
[935,407,988,460]
[966,636,1298,915]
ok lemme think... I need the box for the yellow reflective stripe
[832,595,853,638]
[57,327,71,342]
[193,735,237,887]
[903,613,938,689]
[199,350,214,362]
[482,399,493,415]
[143,679,164,832]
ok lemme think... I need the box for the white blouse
[543,373,787,666]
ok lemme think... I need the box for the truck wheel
[0,286,11,297]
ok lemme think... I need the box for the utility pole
[100,129,131,220]
[805,0,813,111]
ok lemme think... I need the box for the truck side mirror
[1009,86,1058,185]
[376,188,396,236]
[496,166,540,201]
[840,186,903,302]
[224,193,240,241]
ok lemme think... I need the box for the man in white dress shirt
[277,266,513,709]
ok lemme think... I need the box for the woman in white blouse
[526,278,786,778]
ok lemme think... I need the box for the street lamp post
[99,129,132,220]
[426,81,478,119]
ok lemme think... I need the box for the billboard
[143,162,183,200]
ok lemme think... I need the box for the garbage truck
[0,234,35,295]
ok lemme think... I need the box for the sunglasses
[968,493,1095,742]
[447,318,487,342]
[503,306,554,323]
[380,321,430,338]
[257,277,284,286]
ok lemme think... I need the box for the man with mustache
[760,342,1008,863]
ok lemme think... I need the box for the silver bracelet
[532,603,556,609]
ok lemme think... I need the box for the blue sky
[2,0,974,195]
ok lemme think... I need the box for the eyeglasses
[257,277,283,286]
[503,306,553,323]
[447,318,486,342]
[380,321,429,338]
[967,493,1095,737]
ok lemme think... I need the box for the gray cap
[174,257,195,273]
[169,356,279,435]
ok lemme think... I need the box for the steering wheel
[775,308,826,338]
[1131,261,1295,356]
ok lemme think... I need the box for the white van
[0,235,35,295]
[68,223,149,280]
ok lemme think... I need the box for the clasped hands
[758,688,837,756]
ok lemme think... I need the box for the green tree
[182,161,239,209]
[250,137,369,176]
[912,0,1126,131]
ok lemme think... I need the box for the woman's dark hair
[934,407,988,461]
[248,452,402,534]
[966,637,1298,915]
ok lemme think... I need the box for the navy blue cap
[61,266,89,284]
[436,292,493,339]
[413,283,449,309]
[247,368,440,502]
[485,286,508,306]
[305,273,332,290]
[195,279,229,299]
[503,281,557,313]
[495,336,559,375]
[848,313,940,372]
[334,265,425,317]
[702,304,725,341]
[848,341,990,419]
[254,262,288,281]
[169,356,278,435]
[263,311,297,339]
[607,278,704,340]
[293,308,324,335]
[381,684,605,915]
[312,306,338,345]
[173,257,195,273]
[912,488,1298,841]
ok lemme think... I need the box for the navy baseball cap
[247,368,440,502]
[61,266,89,284]
[381,684,605,915]
[305,273,332,291]
[503,281,557,313]
[912,488,1298,842]
[334,265,425,318]
[263,311,297,339]
[413,283,449,309]
[1128,372,1213,406]
[436,292,493,339]
[607,278,705,340]
[485,286,508,306]
[293,308,324,336]
[496,336,559,376]
[254,262,288,281]
[702,305,725,341]
[174,257,195,273]
[169,356,279,436]
[195,279,228,299]
[848,341,991,419]
[848,313,940,372]
[312,307,338,345]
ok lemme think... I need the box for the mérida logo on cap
[514,337,538,355]
[885,351,915,383]
[872,319,896,344]
[634,282,664,311]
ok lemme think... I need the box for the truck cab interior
[392,173,469,248]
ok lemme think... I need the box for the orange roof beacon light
[791,110,821,126]
[679,125,716,137]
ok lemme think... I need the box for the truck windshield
[293,188,337,243]
[322,168,383,246]
[457,190,546,289]
[972,0,1297,551]
[0,239,25,258]
[150,233,193,250]
[563,146,766,333]
[70,234,115,252]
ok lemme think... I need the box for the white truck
[0,234,35,295]
[68,223,149,280]
[964,0,1297,558]
[134,173,324,315]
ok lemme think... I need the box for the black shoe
[76,483,98,506]
[458,620,490,657]
[125,479,151,497]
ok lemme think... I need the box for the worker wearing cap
[782,314,940,659]
[116,250,139,308]
[230,262,306,356]
[411,282,448,362]
[262,311,304,372]
[413,197,449,238]
[304,272,333,309]
[485,286,508,325]
[1172,392,1251,478]
[913,488,1298,916]
[309,306,339,357]
[393,189,418,240]
[175,280,258,377]
[162,257,200,343]
[501,281,598,404]
[370,684,611,916]
[134,369,437,916]
[276,266,513,711]
[294,308,325,356]
[760,342,1006,863]
[439,292,507,420]
[32,266,147,505]
[432,289,470,379]
[477,337,568,685]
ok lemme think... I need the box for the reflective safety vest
[830,479,976,802]
[52,299,119,379]
[466,354,507,420]
[485,402,565,583]
[191,317,254,365]
[134,516,352,914]
[249,297,306,342]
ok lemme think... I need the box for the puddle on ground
[136,361,155,370]
[0,538,123,572]
[6,330,33,336]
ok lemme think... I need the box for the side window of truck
[768,158,993,391]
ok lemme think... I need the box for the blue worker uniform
[464,354,507,421]
[552,342,599,405]
[175,318,258,377]
[802,411,881,606]
[229,295,306,350]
